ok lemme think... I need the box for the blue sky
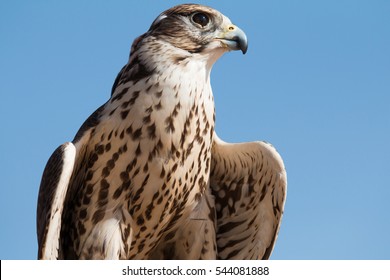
[1,0,389,260]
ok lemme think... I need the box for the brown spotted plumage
[37,4,286,260]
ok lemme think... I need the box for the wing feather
[210,134,287,259]
[37,142,76,259]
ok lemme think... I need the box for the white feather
[42,142,76,259]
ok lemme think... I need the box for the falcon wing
[37,105,103,259]
[37,142,76,259]
[210,134,287,259]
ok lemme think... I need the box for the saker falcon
[37,4,287,260]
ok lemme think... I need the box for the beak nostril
[218,24,247,54]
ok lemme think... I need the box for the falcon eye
[191,12,210,27]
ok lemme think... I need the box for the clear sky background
[1,0,389,260]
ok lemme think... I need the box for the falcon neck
[136,37,219,83]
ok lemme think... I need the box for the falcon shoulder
[210,134,287,259]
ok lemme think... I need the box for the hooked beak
[216,24,248,54]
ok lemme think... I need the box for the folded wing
[210,134,287,259]
[36,142,76,259]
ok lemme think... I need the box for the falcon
[37,4,287,260]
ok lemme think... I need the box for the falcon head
[147,4,248,55]
[112,4,247,92]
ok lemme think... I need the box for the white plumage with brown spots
[37,4,286,260]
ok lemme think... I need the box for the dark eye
[192,12,210,27]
